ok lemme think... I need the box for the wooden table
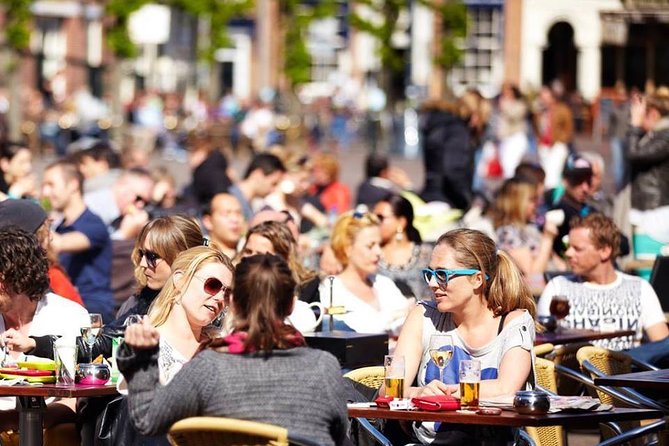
[594,369,669,391]
[348,406,663,428]
[535,328,635,346]
[0,384,118,446]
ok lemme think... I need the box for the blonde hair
[647,86,669,116]
[436,228,537,320]
[240,221,316,284]
[132,215,204,288]
[330,211,380,267]
[492,178,538,228]
[148,246,234,327]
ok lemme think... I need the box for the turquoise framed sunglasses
[422,268,488,286]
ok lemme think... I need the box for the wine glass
[428,333,454,383]
[80,313,103,363]
[549,295,571,331]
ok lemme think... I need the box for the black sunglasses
[193,276,232,298]
[138,249,161,269]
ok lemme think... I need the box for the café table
[0,383,118,446]
[535,328,635,346]
[594,369,669,391]
[348,405,664,428]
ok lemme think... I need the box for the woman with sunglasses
[385,228,538,444]
[320,210,410,334]
[119,254,348,445]
[373,193,432,301]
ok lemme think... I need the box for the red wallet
[374,396,394,408]
[411,395,461,411]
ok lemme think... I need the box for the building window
[449,5,503,97]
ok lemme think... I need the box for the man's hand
[416,380,459,397]
[630,94,646,128]
[124,318,160,349]
[1,329,36,353]
[117,209,150,240]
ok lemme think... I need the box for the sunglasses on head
[421,268,488,286]
[193,276,232,298]
[138,249,161,269]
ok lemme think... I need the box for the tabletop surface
[347,406,663,427]
[535,328,635,346]
[0,383,118,398]
[594,369,669,390]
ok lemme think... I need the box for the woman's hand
[124,318,160,349]
[1,329,36,353]
[415,380,458,397]
[630,94,646,127]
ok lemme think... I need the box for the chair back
[576,346,632,406]
[343,366,385,389]
[548,342,592,396]
[525,358,564,446]
[168,417,289,446]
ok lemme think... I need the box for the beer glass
[459,359,481,409]
[429,333,454,383]
[384,355,405,398]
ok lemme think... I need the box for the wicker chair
[167,417,289,446]
[525,357,564,446]
[343,366,392,446]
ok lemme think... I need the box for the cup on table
[384,355,405,399]
[459,359,481,409]
[54,338,77,386]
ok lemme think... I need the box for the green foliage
[0,0,33,51]
[281,0,338,88]
[423,0,467,69]
[105,0,254,59]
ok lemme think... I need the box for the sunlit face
[524,194,539,221]
[372,201,398,244]
[565,227,606,278]
[256,171,284,198]
[41,166,77,212]
[178,262,233,328]
[426,244,481,314]
[205,194,244,247]
[138,242,171,290]
[1,148,32,182]
[346,226,382,276]
[241,234,275,258]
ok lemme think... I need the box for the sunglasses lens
[203,278,223,295]
[435,270,448,284]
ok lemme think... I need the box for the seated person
[538,213,669,365]
[319,211,410,334]
[388,228,537,444]
[0,227,89,442]
[118,254,348,445]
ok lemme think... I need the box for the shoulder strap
[497,313,508,335]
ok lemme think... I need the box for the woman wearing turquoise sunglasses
[385,228,539,445]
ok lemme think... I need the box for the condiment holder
[75,363,111,385]
[513,390,550,414]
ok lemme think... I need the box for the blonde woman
[146,246,234,383]
[491,177,558,288]
[388,228,538,444]
[319,211,410,335]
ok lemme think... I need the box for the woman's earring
[395,227,404,242]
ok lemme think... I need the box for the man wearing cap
[0,199,83,306]
[549,154,597,257]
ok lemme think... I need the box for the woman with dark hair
[385,228,538,444]
[118,254,349,445]
[0,141,36,200]
[373,194,432,301]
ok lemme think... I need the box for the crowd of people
[0,81,667,445]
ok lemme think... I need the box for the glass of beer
[384,355,405,399]
[549,295,570,331]
[459,359,481,409]
[429,333,454,383]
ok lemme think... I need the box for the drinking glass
[428,333,454,383]
[384,355,405,398]
[549,295,570,331]
[80,313,103,363]
[459,359,481,409]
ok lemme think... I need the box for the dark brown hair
[0,227,49,301]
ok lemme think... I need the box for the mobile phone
[477,407,502,415]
